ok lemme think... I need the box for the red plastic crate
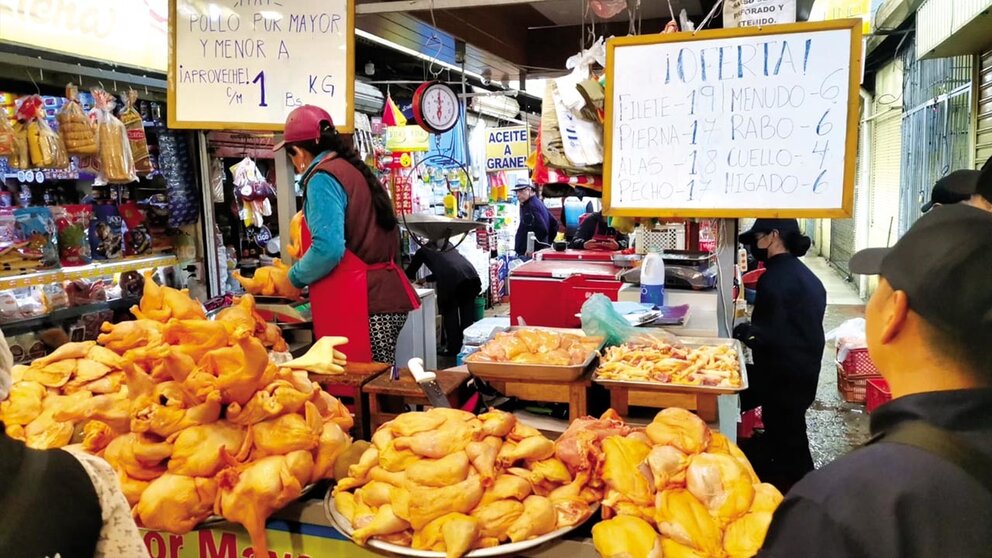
[836,363,881,404]
[866,377,892,413]
[837,347,879,379]
[738,407,765,439]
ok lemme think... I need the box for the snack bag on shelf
[7,120,29,169]
[16,287,46,319]
[120,201,151,256]
[13,206,59,271]
[120,89,153,174]
[0,290,18,322]
[0,108,15,156]
[89,204,123,260]
[16,95,69,169]
[54,205,93,266]
[91,88,136,184]
[41,282,69,312]
[57,84,98,156]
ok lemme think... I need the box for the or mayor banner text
[485,126,529,171]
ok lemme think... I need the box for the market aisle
[801,256,871,468]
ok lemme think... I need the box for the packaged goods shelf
[0,254,177,290]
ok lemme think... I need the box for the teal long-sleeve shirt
[289,153,349,288]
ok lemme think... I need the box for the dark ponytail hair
[288,122,398,231]
[782,230,812,257]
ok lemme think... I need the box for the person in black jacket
[569,211,627,250]
[758,203,992,558]
[513,180,556,258]
[406,241,482,355]
[734,219,826,492]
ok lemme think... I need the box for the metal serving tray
[465,327,605,382]
[593,337,749,395]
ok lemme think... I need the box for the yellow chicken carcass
[470,500,524,542]
[234,260,301,299]
[479,473,532,506]
[478,409,516,438]
[591,515,663,558]
[645,408,711,455]
[24,390,94,449]
[354,481,396,508]
[118,472,151,507]
[75,371,124,395]
[497,435,556,466]
[163,319,233,362]
[242,402,321,459]
[98,319,165,353]
[643,445,690,490]
[685,453,755,524]
[406,451,471,487]
[602,435,654,507]
[131,392,223,439]
[378,440,421,473]
[86,344,126,369]
[655,489,723,556]
[227,379,312,426]
[168,421,247,477]
[389,411,445,437]
[405,476,484,530]
[130,270,206,322]
[395,417,481,459]
[312,421,351,482]
[81,420,117,454]
[185,336,274,405]
[0,380,46,425]
[22,359,77,388]
[749,483,784,514]
[708,432,761,484]
[287,211,304,259]
[551,496,593,529]
[103,432,173,481]
[505,495,557,543]
[311,389,355,432]
[133,473,219,534]
[411,513,480,558]
[31,341,94,368]
[215,450,315,558]
[723,511,774,558]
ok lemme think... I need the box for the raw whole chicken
[555,409,631,477]
[130,270,206,322]
[233,259,300,299]
[168,421,247,477]
[685,452,755,524]
[133,473,219,534]
[592,515,662,558]
[645,408,711,455]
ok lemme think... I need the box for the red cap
[273,105,333,152]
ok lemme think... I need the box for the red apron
[300,214,419,362]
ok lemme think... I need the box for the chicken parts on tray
[0,275,355,558]
[582,408,783,558]
[333,408,598,558]
[468,328,603,366]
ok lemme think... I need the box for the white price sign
[168,0,354,131]
[603,21,862,218]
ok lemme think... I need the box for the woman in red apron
[274,105,419,363]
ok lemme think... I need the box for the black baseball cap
[849,203,992,338]
[921,170,978,213]
[739,218,800,244]
[979,155,992,203]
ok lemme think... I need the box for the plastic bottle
[640,246,666,307]
[738,243,748,271]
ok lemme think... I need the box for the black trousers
[740,365,818,492]
[438,278,482,354]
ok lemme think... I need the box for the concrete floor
[801,256,872,467]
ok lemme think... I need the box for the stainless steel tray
[465,327,604,382]
[593,337,748,395]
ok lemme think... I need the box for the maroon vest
[309,157,415,314]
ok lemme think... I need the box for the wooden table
[315,362,392,441]
[602,385,718,422]
[363,367,472,432]
[448,365,591,421]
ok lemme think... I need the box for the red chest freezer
[534,248,616,263]
[509,260,623,328]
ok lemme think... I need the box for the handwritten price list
[606,25,858,216]
[170,0,353,131]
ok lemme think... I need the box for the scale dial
[413,81,460,134]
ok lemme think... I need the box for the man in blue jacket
[758,203,992,557]
[513,180,555,258]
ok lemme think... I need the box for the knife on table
[408,358,451,409]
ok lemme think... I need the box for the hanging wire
[424,0,445,79]
[695,0,724,34]
[26,70,40,94]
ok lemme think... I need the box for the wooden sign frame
[602,19,863,218]
[167,0,355,132]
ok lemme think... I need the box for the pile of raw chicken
[332,407,600,557]
[559,408,783,558]
[0,273,354,557]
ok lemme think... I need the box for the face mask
[750,240,769,262]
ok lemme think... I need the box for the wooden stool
[364,368,472,432]
[603,385,718,422]
[316,362,391,441]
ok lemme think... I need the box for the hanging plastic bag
[57,84,98,156]
[16,96,69,169]
[209,157,225,199]
[120,89,153,174]
[552,39,607,167]
[91,88,137,184]
[589,0,627,18]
